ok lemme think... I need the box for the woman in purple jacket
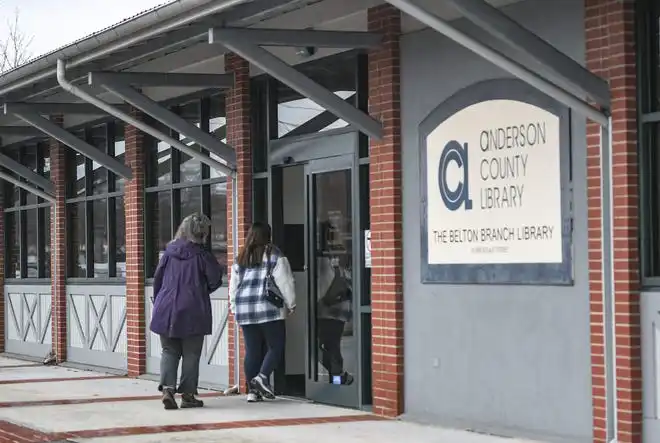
[150,213,224,410]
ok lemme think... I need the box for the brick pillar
[585,1,640,443]
[225,53,252,391]
[125,110,147,376]
[368,5,404,418]
[50,115,67,363]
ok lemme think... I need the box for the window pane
[23,146,38,205]
[179,101,202,183]
[90,126,108,195]
[40,143,51,181]
[210,182,227,272]
[209,95,228,179]
[114,123,126,193]
[146,191,172,276]
[115,197,126,278]
[5,212,19,278]
[26,209,38,278]
[42,208,51,279]
[74,153,86,197]
[68,202,87,277]
[93,199,109,278]
[180,186,202,220]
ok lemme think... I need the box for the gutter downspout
[232,174,240,390]
[0,0,253,98]
[56,59,235,178]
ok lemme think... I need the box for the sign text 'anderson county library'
[426,99,562,265]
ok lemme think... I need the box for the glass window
[3,144,53,279]
[275,52,360,139]
[64,121,126,279]
[640,0,660,279]
[89,125,108,195]
[115,197,126,278]
[144,97,228,278]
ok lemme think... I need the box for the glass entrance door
[305,155,360,408]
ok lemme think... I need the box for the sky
[0,0,167,59]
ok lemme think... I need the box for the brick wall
[49,115,67,363]
[125,110,147,377]
[368,4,405,418]
[225,53,252,391]
[585,1,641,443]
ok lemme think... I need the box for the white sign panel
[426,99,562,265]
[364,230,372,268]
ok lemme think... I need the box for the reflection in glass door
[306,156,359,408]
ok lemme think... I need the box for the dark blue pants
[241,320,285,385]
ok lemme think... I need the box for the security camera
[295,46,317,58]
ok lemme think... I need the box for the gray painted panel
[641,292,660,443]
[400,0,591,441]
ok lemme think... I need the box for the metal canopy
[443,0,610,109]
[209,28,384,140]
[0,153,55,194]
[6,109,134,179]
[88,72,236,166]
[0,126,43,136]
[0,168,55,202]
[89,71,235,89]
[385,0,615,440]
[3,102,129,115]
[57,60,235,177]
[384,0,608,126]
[210,27,383,49]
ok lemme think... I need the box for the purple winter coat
[149,239,224,338]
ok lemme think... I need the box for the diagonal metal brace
[12,112,133,179]
[0,153,55,193]
[442,0,610,109]
[90,71,234,89]
[213,34,383,140]
[0,169,54,202]
[90,75,236,166]
[210,27,383,49]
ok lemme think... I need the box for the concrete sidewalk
[0,355,542,443]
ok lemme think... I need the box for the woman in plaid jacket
[229,222,296,402]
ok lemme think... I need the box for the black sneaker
[180,393,204,408]
[161,388,178,410]
[250,374,275,399]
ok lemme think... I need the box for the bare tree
[0,8,33,73]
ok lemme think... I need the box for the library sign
[425,99,562,266]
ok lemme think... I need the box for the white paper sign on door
[364,230,372,268]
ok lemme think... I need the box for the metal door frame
[304,153,362,408]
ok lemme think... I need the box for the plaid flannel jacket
[229,247,290,326]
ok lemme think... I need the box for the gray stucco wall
[400,0,592,441]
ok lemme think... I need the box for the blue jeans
[241,320,285,385]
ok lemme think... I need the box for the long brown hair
[236,222,272,268]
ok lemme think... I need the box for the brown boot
[162,388,178,410]
[180,393,204,408]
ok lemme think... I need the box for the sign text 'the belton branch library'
[426,99,562,265]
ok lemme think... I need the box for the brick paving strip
[0,392,224,408]
[0,415,385,442]
[0,375,125,386]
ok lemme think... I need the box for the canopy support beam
[89,73,236,166]
[210,29,384,140]
[442,0,610,108]
[0,152,55,193]
[209,27,383,48]
[89,71,234,89]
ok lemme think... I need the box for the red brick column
[368,5,404,418]
[225,53,252,391]
[49,115,67,363]
[585,1,640,442]
[125,110,147,376]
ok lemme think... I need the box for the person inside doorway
[229,222,297,402]
[150,213,224,410]
[316,218,354,385]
